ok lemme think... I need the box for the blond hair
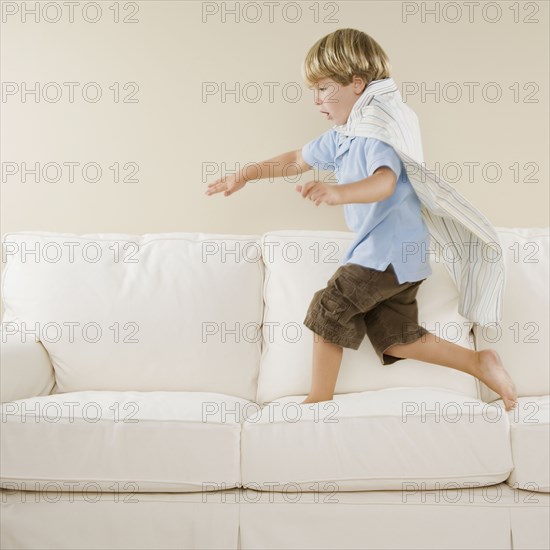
[301,28,391,89]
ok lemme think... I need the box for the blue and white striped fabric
[331,77,505,325]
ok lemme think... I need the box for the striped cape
[332,77,505,325]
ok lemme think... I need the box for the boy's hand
[205,173,248,197]
[296,181,341,206]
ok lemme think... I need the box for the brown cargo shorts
[303,262,430,365]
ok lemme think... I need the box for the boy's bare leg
[384,332,518,411]
[300,334,343,404]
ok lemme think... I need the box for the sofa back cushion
[256,231,478,404]
[473,227,549,400]
[1,232,264,401]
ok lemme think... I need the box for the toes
[505,399,518,411]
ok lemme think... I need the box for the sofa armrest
[1,325,55,403]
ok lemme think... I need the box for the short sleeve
[366,139,402,181]
[301,129,337,171]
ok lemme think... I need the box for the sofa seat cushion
[1,390,246,492]
[242,387,513,491]
[493,395,549,493]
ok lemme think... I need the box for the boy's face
[312,76,366,126]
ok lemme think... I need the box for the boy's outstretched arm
[206,149,311,197]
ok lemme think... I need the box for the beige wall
[1,1,548,301]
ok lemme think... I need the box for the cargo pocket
[319,287,351,321]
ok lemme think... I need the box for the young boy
[205,28,518,412]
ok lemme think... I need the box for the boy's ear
[352,75,367,93]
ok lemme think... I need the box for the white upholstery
[242,387,512,491]
[471,227,550,499]
[0,325,55,403]
[257,231,477,405]
[0,489,240,550]
[1,390,244,492]
[473,227,550,400]
[493,395,550,493]
[239,484,550,550]
[1,227,549,549]
[1,232,264,401]
[2,485,549,550]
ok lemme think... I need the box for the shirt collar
[333,77,398,135]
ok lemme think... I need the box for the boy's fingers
[206,184,222,195]
[208,178,227,188]
[206,179,228,195]
[302,181,319,198]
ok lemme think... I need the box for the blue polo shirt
[302,129,432,284]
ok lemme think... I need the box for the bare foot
[474,349,518,412]
[300,395,332,404]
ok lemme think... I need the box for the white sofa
[1,227,548,550]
